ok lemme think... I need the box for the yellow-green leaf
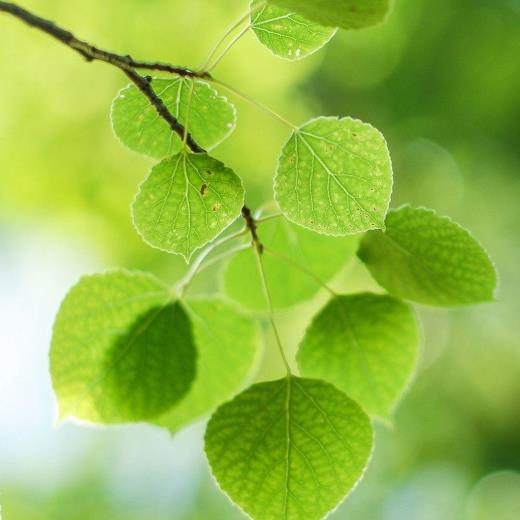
[50,270,196,424]
[298,293,420,418]
[205,376,373,520]
[132,152,245,261]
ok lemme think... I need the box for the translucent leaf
[205,376,373,520]
[251,0,336,61]
[153,297,260,434]
[132,152,245,261]
[50,270,196,424]
[275,116,393,236]
[111,77,236,159]
[358,205,498,306]
[222,217,359,311]
[270,0,391,30]
[298,293,420,418]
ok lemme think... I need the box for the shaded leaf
[50,270,196,424]
[298,293,420,418]
[270,0,391,30]
[358,206,498,306]
[222,217,359,311]
[154,297,260,434]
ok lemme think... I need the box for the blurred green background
[1,0,519,518]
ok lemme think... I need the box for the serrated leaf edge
[110,78,238,160]
[250,0,338,62]
[273,115,393,237]
[203,376,375,520]
[130,152,246,263]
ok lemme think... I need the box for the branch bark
[0,1,208,153]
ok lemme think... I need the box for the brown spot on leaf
[200,183,207,196]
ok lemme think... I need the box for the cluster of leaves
[48,1,497,519]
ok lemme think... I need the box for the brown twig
[0,1,207,153]
[242,206,264,252]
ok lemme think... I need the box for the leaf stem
[205,23,251,72]
[0,1,206,153]
[177,227,248,297]
[254,246,292,375]
[182,77,196,149]
[209,78,298,130]
[199,10,250,72]
[199,1,266,72]
[263,246,337,296]
[255,212,284,225]
[180,243,252,297]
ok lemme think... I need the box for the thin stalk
[182,77,195,148]
[205,23,251,72]
[254,246,292,374]
[0,1,206,153]
[199,1,266,72]
[255,212,284,225]
[181,243,252,297]
[263,246,337,296]
[177,227,248,296]
[209,78,298,130]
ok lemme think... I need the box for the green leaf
[269,0,391,30]
[111,77,236,159]
[251,0,336,61]
[274,116,393,236]
[222,217,359,311]
[205,376,373,520]
[358,205,498,306]
[132,152,245,261]
[153,297,260,434]
[50,270,196,424]
[298,293,420,418]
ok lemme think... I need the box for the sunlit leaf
[50,270,196,424]
[270,0,391,30]
[205,376,373,520]
[251,0,336,60]
[154,297,260,434]
[275,117,393,236]
[132,152,245,261]
[358,206,498,306]
[222,217,359,311]
[298,293,420,418]
[111,77,236,159]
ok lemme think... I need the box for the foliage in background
[1,1,520,520]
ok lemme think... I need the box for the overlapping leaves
[111,77,236,159]
[358,206,498,306]
[154,298,259,433]
[251,0,336,60]
[222,217,359,311]
[298,293,420,418]
[50,271,260,431]
[50,270,196,424]
[48,4,501,520]
[270,0,391,30]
